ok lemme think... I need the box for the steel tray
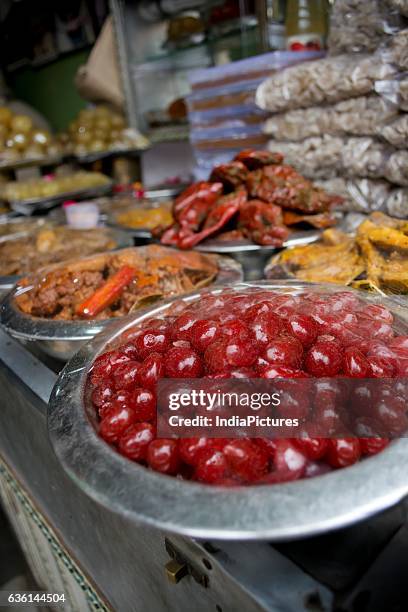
[0,254,242,360]
[48,281,408,540]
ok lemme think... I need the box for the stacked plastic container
[256,0,408,217]
[186,50,324,180]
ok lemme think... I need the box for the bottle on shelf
[285,0,328,51]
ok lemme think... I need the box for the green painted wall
[8,50,90,132]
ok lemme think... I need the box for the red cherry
[142,317,169,331]
[118,422,155,461]
[261,365,308,379]
[138,353,165,390]
[264,335,303,368]
[99,405,136,444]
[248,312,282,347]
[342,347,369,378]
[179,437,210,465]
[147,439,180,474]
[190,319,221,352]
[112,360,141,390]
[254,438,277,458]
[243,301,274,320]
[293,435,328,460]
[367,355,395,378]
[285,314,317,347]
[165,347,203,378]
[204,339,231,373]
[221,319,250,339]
[91,383,114,407]
[195,448,230,484]
[133,388,156,421]
[361,304,393,324]
[136,328,170,358]
[90,352,112,385]
[389,335,408,352]
[305,341,342,376]
[359,438,389,456]
[118,343,140,360]
[223,439,269,482]
[225,338,258,368]
[326,438,361,468]
[171,313,198,342]
[260,439,307,483]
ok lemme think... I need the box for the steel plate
[0,254,242,360]
[48,281,408,540]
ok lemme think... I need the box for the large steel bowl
[0,254,242,361]
[48,281,408,540]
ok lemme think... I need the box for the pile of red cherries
[88,287,407,486]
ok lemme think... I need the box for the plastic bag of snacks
[387,29,408,70]
[378,114,408,147]
[375,74,408,111]
[256,54,397,112]
[384,151,408,186]
[267,136,390,180]
[263,95,398,141]
[387,0,408,16]
[386,187,408,217]
[328,0,402,55]
[315,177,392,212]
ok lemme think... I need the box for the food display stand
[1,320,408,612]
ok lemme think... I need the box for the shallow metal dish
[195,230,321,281]
[0,254,242,361]
[8,181,113,216]
[48,281,408,540]
[0,227,133,294]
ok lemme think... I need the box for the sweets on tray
[0,171,110,203]
[0,106,61,165]
[59,105,149,157]
[15,246,219,320]
[87,284,403,485]
[115,205,173,231]
[266,212,408,294]
[156,149,341,249]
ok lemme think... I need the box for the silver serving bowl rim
[0,254,243,341]
[48,281,408,540]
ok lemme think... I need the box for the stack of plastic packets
[256,0,408,218]
[186,50,324,180]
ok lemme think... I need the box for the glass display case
[111,0,263,138]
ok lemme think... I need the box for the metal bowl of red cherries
[48,281,408,540]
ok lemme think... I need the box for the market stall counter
[1,291,408,611]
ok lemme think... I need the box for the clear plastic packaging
[314,177,392,212]
[387,29,408,70]
[256,53,398,112]
[386,187,408,217]
[375,74,408,111]
[267,136,390,180]
[387,0,408,17]
[328,0,402,56]
[384,151,408,186]
[263,95,398,141]
[378,114,408,147]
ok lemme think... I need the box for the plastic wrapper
[267,136,390,180]
[375,74,408,111]
[387,29,408,70]
[256,54,397,113]
[384,151,408,186]
[314,177,392,212]
[386,187,408,217]
[378,114,408,147]
[328,0,402,55]
[388,0,408,16]
[263,95,398,141]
